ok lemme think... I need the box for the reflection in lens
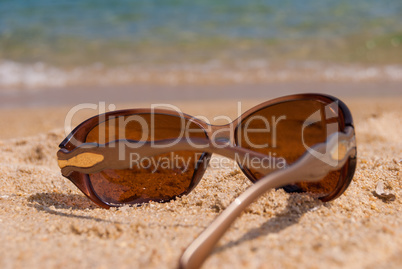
[86,113,207,205]
[235,99,343,197]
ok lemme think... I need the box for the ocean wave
[1,60,402,91]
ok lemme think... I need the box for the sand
[0,96,401,269]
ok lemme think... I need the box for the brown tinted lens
[86,113,207,205]
[235,99,343,197]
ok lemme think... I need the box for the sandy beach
[0,93,401,269]
[1,1,402,268]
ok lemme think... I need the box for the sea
[0,0,401,91]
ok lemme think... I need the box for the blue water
[1,0,401,66]
[1,0,402,91]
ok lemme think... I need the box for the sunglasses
[57,93,356,268]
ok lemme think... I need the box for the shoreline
[1,80,401,109]
[1,60,402,94]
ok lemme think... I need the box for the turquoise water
[0,0,401,88]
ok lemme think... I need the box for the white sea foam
[1,60,402,91]
[0,61,67,90]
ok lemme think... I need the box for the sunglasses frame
[58,93,356,208]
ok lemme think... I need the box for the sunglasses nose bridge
[208,124,233,145]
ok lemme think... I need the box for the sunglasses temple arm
[179,128,356,269]
[58,139,284,177]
